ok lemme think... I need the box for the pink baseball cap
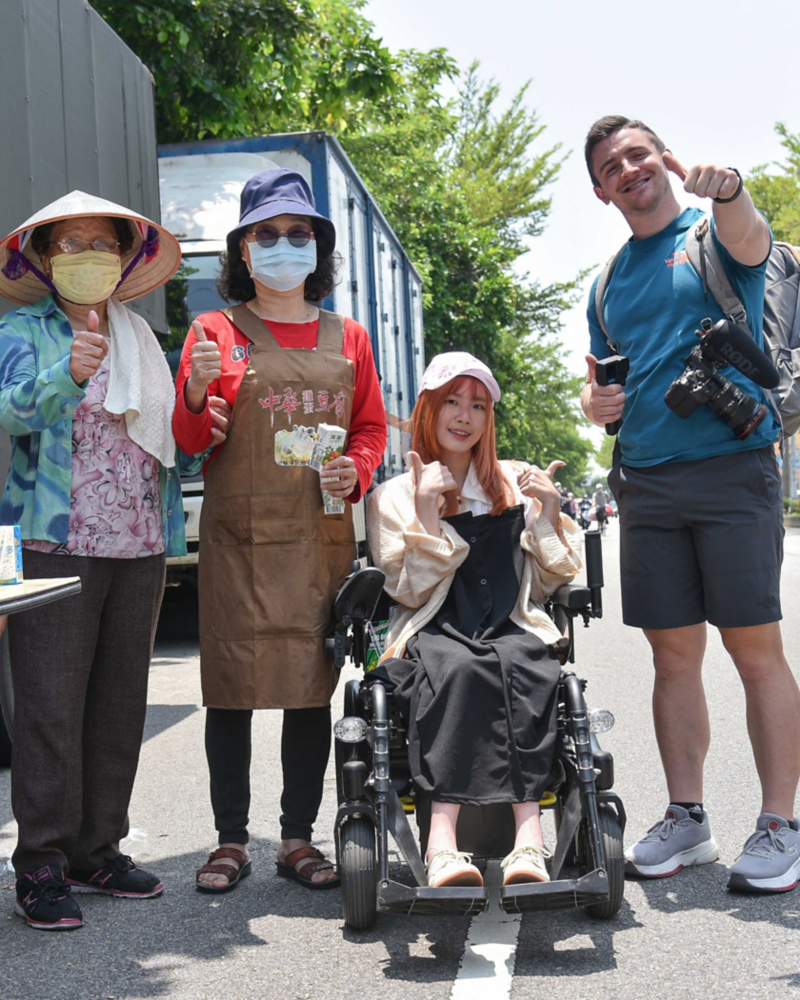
[419,352,501,402]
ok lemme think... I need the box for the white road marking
[450,861,522,1000]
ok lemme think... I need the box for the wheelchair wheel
[340,817,378,930]
[583,805,624,920]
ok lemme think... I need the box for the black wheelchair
[327,530,625,930]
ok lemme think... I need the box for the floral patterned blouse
[25,353,164,559]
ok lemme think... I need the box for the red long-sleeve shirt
[173,311,386,503]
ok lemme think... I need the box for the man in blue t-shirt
[582,116,800,894]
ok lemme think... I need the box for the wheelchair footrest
[378,880,489,917]
[499,868,609,914]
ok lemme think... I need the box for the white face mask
[246,238,317,292]
[50,250,121,304]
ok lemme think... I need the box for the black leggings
[204,706,332,844]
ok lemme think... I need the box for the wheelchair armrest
[551,585,592,611]
[333,566,387,623]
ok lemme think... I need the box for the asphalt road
[1,522,799,1000]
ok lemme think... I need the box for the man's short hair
[584,116,666,186]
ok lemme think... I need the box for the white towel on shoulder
[104,297,176,468]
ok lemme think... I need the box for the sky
[362,0,800,389]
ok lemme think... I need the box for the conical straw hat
[0,190,181,305]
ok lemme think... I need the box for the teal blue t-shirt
[587,207,779,467]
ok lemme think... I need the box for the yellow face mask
[50,250,121,304]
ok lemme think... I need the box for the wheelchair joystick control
[584,530,604,618]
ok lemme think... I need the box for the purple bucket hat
[232,169,335,253]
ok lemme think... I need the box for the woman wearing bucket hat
[366,352,581,888]
[173,169,386,891]
[0,191,195,930]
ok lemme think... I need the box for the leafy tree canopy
[747,123,800,244]
[96,2,594,483]
[346,58,592,481]
[92,0,398,141]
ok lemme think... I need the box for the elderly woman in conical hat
[0,191,215,931]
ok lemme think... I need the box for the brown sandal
[196,847,252,894]
[276,847,340,890]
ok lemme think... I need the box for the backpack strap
[594,248,625,352]
[684,217,751,333]
[776,241,800,271]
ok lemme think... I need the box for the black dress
[374,504,561,806]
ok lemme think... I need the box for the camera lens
[705,373,768,439]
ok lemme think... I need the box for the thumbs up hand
[662,151,741,202]
[406,451,458,503]
[517,460,567,529]
[188,320,222,390]
[69,309,109,384]
[406,450,459,500]
[405,450,459,537]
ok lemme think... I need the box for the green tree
[747,123,800,244]
[596,434,615,471]
[344,60,592,480]
[93,0,398,142]
[96,4,594,478]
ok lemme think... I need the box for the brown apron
[198,305,356,709]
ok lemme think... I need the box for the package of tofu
[310,423,347,515]
[0,526,23,585]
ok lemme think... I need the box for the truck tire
[0,631,12,766]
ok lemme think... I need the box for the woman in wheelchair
[366,352,582,890]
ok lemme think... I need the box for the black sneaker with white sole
[15,865,83,930]
[67,854,164,898]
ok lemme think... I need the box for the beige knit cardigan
[366,461,583,662]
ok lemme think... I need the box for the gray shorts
[608,446,784,630]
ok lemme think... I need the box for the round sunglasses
[246,224,315,249]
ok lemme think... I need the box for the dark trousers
[9,550,166,877]
[205,705,331,843]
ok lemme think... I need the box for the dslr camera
[664,318,777,440]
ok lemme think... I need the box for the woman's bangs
[443,375,491,403]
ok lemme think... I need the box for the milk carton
[0,526,23,585]
[310,424,347,515]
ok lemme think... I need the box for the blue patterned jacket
[0,295,187,557]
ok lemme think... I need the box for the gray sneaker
[727,813,800,893]
[625,805,719,878]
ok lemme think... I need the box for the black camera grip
[594,355,629,437]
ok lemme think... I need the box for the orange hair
[410,375,514,517]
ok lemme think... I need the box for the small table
[0,576,82,616]
[0,577,83,757]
